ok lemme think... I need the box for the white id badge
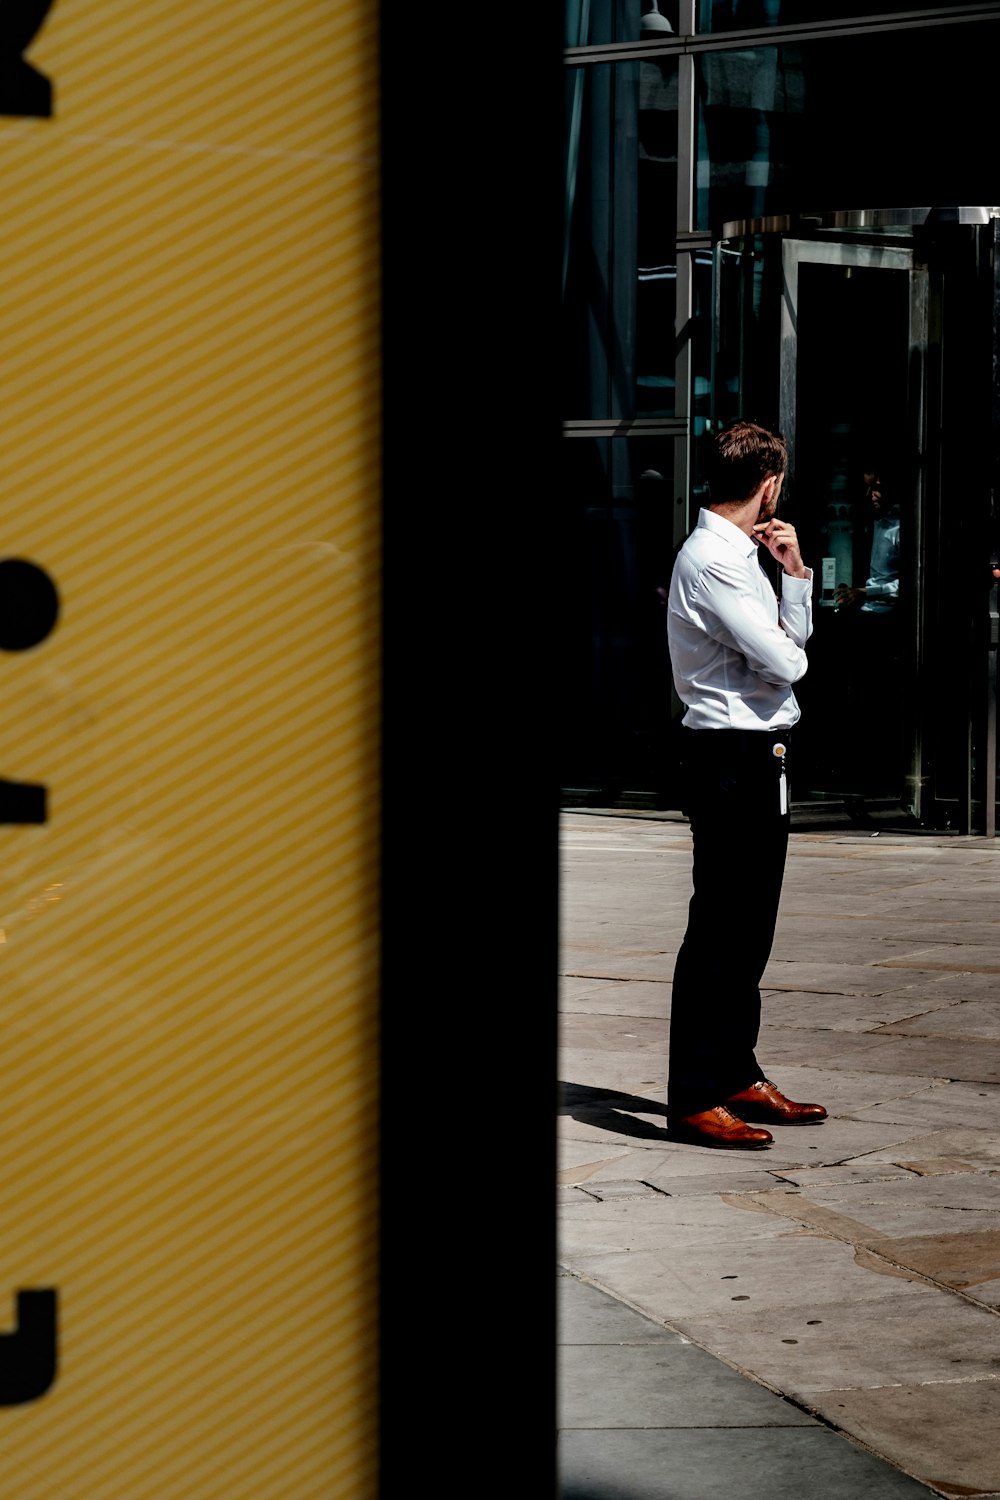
[773,742,788,814]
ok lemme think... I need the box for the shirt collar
[697,506,756,559]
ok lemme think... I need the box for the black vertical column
[380,8,565,1495]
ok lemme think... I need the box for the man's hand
[752,518,807,577]
[835,583,866,609]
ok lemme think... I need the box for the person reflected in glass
[835,469,900,615]
[833,464,903,807]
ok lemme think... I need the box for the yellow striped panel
[0,2,379,1495]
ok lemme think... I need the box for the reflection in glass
[829,462,905,798]
[563,59,678,420]
[836,471,900,615]
[695,46,803,231]
[556,438,681,801]
[695,26,1000,233]
[564,0,680,49]
[701,0,956,29]
[791,261,911,805]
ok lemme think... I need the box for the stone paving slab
[677,1285,1000,1395]
[873,943,1000,973]
[562,1144,779,1183]
[723,1188,1000,1311]
[559,1427,942,1500]
[559,1270,686,1345]
[565,1231,931,1325]
[768,1162,926,1188]
[755,1023,1000,1082]
[763,1067,940,1110]
[877,998,1000,1040]
[559,1114,671,1154]
[560,1014,668,1049]
[774,927,990,964]
[559,1337,817,1430]
[558,1141,634,1180]
[846,1080,1000,1129]
[858,1126,1000,1173]
[558,1194,798,1258]
[818,1205,1000,1241]
[764,1189,1000,1244]
[559,1114,956,1175]
[788,895,1000,923]
[560,950,679,983]
[802,1382,1000,1498]
[759,988,971,1032]
[562,1169,773,1199]
[560,977,671,1018]
[777,1168,1000,1209]
[557,1273,939,1500]
[759,959,978,994]
[558,815,1000,1496]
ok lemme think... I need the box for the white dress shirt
[861,510,900,613]
[667,507,813,731]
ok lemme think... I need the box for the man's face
[863,472,883,511]
[757,471,784,523]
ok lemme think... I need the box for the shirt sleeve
[865,520,900,598]
[694,558,811,686]
[777,569,814,648]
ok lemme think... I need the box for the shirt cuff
[780,568,812,596]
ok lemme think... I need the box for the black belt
[681,726,793,745]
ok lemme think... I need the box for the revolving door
[713,209,1000,834]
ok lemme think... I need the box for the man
[834,464,903,802]
[665,419,828,1148]
[835,466,901,615]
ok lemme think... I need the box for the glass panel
[695,24,1000,233]
[700,1,968,29]
[711,231,783,430]
[690,247,716,503]
[694,45,802,232]
[711,229,922,820]
[788,259,912,810]
[557,437,681,803]
[566,0,680,49]
[563,58,679,420]
[919,223,998,831]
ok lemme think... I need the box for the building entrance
[778,236,918,820]
[713,210,1000,833]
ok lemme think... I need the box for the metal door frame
[778,236,929,825]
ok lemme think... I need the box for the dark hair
[861,456,896,489]
[708,420,787,504]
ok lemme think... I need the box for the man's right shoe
[668,1105,773,1149]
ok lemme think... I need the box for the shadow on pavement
[559,1081,671,1141]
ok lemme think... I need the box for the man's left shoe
[724,1079,827,1125]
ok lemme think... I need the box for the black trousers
[667,726,792,1120]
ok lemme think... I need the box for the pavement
[557,806,1000,1499]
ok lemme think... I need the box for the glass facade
[566,0,681,51]
[700,0,962,30]
[563,58,679,421]
[561,4,1000,832]
[695,24,1000,232]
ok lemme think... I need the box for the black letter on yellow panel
[0,559,59,650]
[0,2,55,118]
[0,558,59,822]
[0,1289,57,1404]
[0,779,45,822]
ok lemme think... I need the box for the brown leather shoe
[724,1079,827,1125]
[668,1105,773,1149]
